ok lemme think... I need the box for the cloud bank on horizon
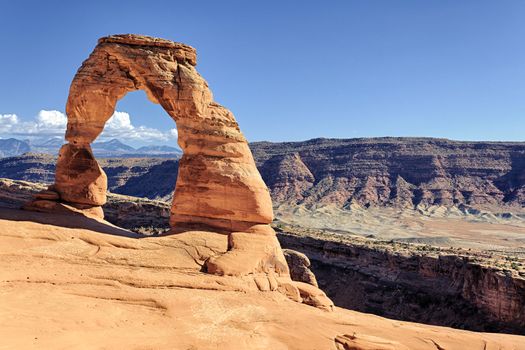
[0,110,178,144]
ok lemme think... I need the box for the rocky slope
[0,154,178,201]
[2,137,525,209]
[0,153,57,184]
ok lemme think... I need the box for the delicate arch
[54,34,273,233]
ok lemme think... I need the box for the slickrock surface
[1,209,523,349]
[3,178,524,334]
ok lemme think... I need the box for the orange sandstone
[24,34,331,307]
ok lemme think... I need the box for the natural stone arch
[55,34,273,235]
[44,34,290,277]
[25,34,334,308]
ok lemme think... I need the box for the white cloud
[0,114,19,133]
[106,111,133,131]
[0,110,178,143]
[0,110,66,136]
[101,111,175,142]
[37,110,67,128]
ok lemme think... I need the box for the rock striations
[279,231,525,334]
[23,34,332,309]
[7,137,525,210]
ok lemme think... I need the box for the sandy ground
[276,204,525,254]
[0,208,524,349]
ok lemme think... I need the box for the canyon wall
[278,231,525,335]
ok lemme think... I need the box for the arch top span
[65,34,209,144]
[98,34,197,65]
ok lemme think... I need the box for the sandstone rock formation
[22,34,334,308]
[55,34,273,234]
[283,249,318,287]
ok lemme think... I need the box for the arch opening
[95,91,180,233]
[94,90,179,151]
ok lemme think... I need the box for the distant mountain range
[0,138,31,157]
[0,137,182,158]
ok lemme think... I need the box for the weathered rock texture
[1,209,522,349]
[283,249,318,287]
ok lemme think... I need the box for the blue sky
[0,0,524,146]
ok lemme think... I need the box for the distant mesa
[3,136,525,209]
[4,136,525,210]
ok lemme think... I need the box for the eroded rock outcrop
[283,249,318,287]
[23,34,332,309]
